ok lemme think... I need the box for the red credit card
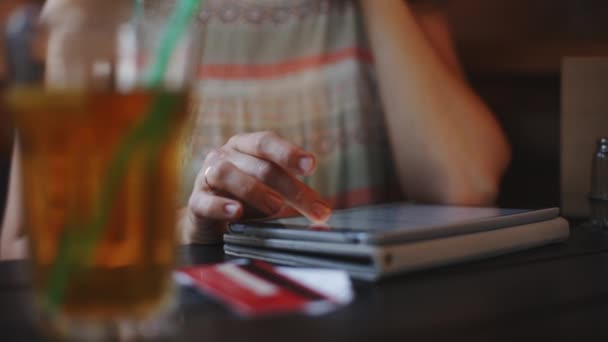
[177,260,339,317]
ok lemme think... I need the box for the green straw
[144,0,201,86]
[45,0,202,312]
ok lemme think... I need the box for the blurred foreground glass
[4,1,200,339]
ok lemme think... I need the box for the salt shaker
[590,137,608,228]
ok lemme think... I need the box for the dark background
[448,0,608,209]
[1,0,608,217]
[444,0,608,210]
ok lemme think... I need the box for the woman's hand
[180,131,332,244]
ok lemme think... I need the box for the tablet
[227,203,560,245]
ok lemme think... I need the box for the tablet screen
[232,203,530,233]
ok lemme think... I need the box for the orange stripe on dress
[199,47,374,80]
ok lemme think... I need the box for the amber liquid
[8,89,188,319]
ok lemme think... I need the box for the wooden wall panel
[445,0,608,73]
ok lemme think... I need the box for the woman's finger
[226,131,316,176]
[226,150,331,222]
[188,191,243,221]
[203,158,286,216]
[184,191,243,245]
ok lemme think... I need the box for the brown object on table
[562,58,608,218]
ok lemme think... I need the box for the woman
[1,0,510,256]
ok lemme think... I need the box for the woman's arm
[361,0,511,205]
[410,2,465,79]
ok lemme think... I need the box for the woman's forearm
[360,0,510,205]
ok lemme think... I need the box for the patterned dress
[177,0,402,208]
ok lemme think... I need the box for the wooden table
[2,222,608,341]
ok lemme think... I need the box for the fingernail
[265,192,285,214]
[311,201,332,221]
[298,156,315,174]
[224,203,239,217]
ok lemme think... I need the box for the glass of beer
[5,1,200,339]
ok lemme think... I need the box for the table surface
[2,222,608,342]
